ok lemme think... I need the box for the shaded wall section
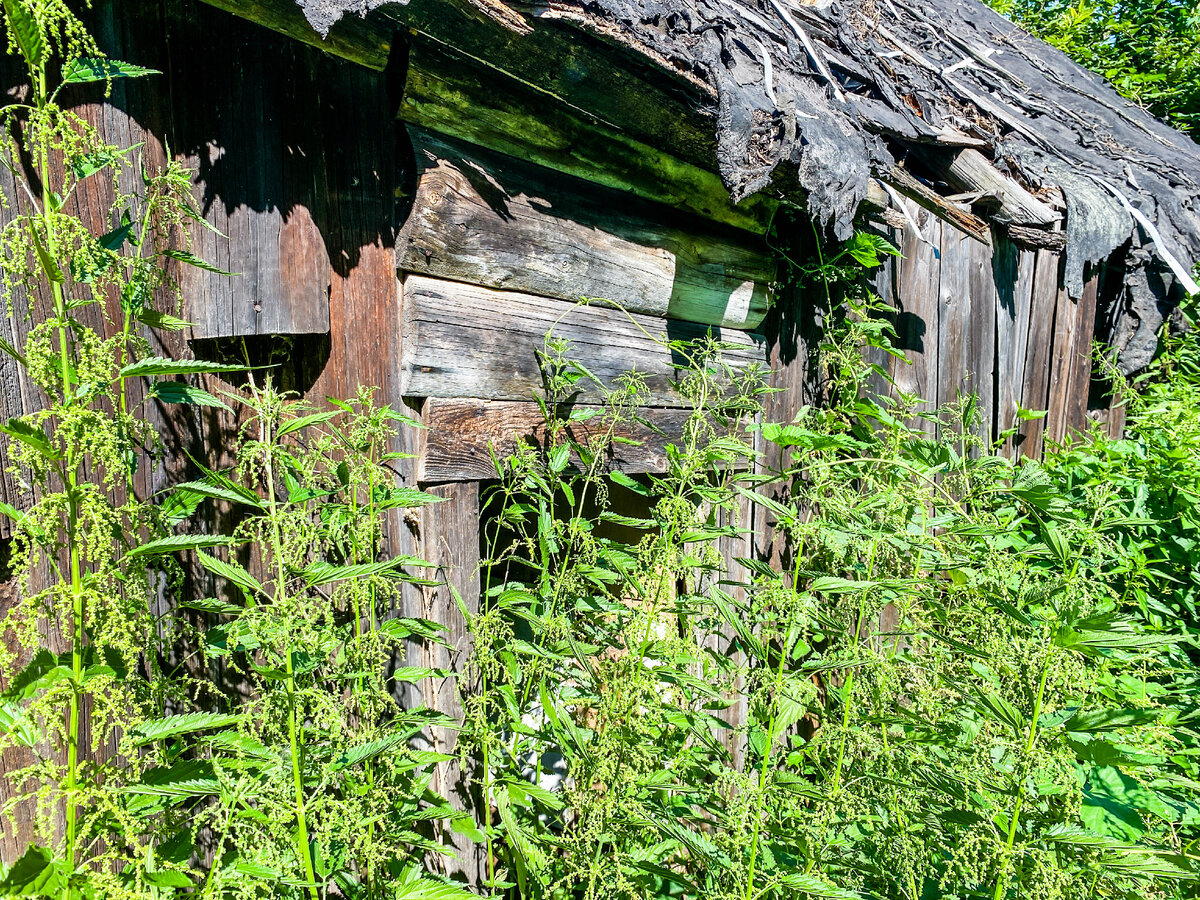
[873,201,1121,456]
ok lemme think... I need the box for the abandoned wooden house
[1,0,1200,870]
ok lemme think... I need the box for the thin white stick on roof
[765,0,846,103]
[1097,177,1200,296]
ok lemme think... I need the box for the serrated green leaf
[121,356,245,378]
[62,57,159,83]
[3,0,43,68]
[125,533,233,558]
[162,249,237,276]
[276,409,338,438]
[150,380,232,410]
[130,712,240,746]
[196,551,264,602]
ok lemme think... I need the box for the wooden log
[200,0,722,172]
[420,399,693,482]
[913,148,1061,228]
[1007,225,1067,252]
[199,0,393,69]
[881,166,991,247]
[399,276,767,407]
[1016,249,1061,457]
[399,37,776,235]
[398,128,775,329]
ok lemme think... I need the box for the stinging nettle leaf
[149,380,232,410]
[121,356,245,378]
[130,712,241,746]
[125,533,233,558]
[62,57,160,83]
[3,0,43,68]
[162,249,237,276]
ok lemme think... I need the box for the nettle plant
[460,329,771,899]
[456,234,1200,900]
[170,381,464,900]
[0,1,241,893]
[0,4,466,898]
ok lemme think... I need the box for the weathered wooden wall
[871,202,1120,456]
[0,0,1128,872]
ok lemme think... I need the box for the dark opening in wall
[189,333,332,395]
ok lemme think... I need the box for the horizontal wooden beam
[399,127,774,329]
[912,147,1061,229]
[882,166,992,246]
[199,0,393,68]
[399,275,768,406]
[399,36,776,235]
[420,399,691,481]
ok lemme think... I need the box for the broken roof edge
[216,0,1200,308]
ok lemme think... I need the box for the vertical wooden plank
[966,230,997,446]
[1017,249,1061,458]
[1044,263,1076,447]
[169,2,332,340]
[995,238,1036,454]
[892,202,941,433]
[414,481,485,883]
[1065,271,1101,439]
[938,226,973,437]
[864,225,899,404]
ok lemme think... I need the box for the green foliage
[0,0,216,891]
[455,246,1200,900]
[2,2,1199,898]
[0,5,459,898]
[988,0,1200,133]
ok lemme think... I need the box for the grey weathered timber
[398,128,774,329]
[420,399,693,482]
[891,202,942,433]
[937,226,973,421]
[883,167,991,247]
[966,232,997,444]
[1045,279,1078,446]
[1065,273,1101,438]
[399,37,776,235]
[408,481,485,884]
[173,12,333,340]
[1016,249,1061,457]
[398,275,767,407]
[995,242,1037,451]
[914,148,1061,229]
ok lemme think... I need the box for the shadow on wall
[36,0,416,369]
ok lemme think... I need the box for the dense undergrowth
[1,2,1199,899]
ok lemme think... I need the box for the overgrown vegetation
[988,0,1200,134]
[1,2,1199,899]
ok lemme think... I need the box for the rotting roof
[290,0,1200,306]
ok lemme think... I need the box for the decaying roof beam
[882,166,992,245]
[201,0,393,68]
[1008,224,1067,251]
[912,147,1061,228]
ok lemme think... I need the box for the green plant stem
[261,406,320,900]
[745,536,807,898]
[33,54,85,877]
[992,656,1051,900]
